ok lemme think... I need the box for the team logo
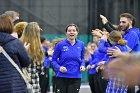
[63,46,69,51]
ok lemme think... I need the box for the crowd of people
[0,10,140,93]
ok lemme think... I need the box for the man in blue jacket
[107,13,140,93]
[119,13,140,52]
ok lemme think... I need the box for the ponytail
[118,39,127,46]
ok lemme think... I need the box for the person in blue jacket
[86,30,108,93]
[97,31,128,93]
[52,23,85,93]
[119,13,140,52]
[40,36,51,93]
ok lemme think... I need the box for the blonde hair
[51,38,65,47]
[4,11,19,22]
[87,42,97,54]
[20,22,44,65]
[109,31,126,46]
[14,22,28,38]
[92,29,103,38]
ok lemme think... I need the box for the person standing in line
[40,36,51,93]
[85,42,97,67]
[88,29,108,93]
[52,24,85,93]
[51,38,65,93]
[0,14,31,93]
[97,31,129,93]
[20,22,45,93]
[85,42,98,93]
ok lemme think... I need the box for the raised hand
[100,14,108,24]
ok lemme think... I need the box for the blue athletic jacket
[123,28,140,52]
[98,39,128,64]
[52,39,85,78]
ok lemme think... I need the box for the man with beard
[119,13,140,52]
[100,13,140,93]
[106,13,140,93]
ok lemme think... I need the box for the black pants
[89,72,108,93]
[56,77,81,93]
[39,68,49,93]
[52,76,57,93]
[89,74,98,93]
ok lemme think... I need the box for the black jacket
[0,32,31,93]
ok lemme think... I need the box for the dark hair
[40,36,46,43]
[65,23,79,32]
[13,19,23,25]
[0,14,14,34]
[120,13,135,26]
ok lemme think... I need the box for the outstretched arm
[104,53,140,86]
[100,15,117,33]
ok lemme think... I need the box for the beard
[119,24,130,32]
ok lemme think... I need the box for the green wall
[42,34,92,46]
